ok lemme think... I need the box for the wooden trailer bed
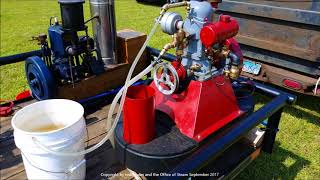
[0,100,135,180]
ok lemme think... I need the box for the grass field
[1,0,319,179]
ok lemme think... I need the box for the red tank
[200,15,239,48]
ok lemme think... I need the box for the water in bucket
[12,99,86,180]
[31,124,66,133]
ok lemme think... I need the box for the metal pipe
[90,0,117,67]
[147,47,176,62]
[160,1,189,15]
[0,50,42,66]
[229,51,240,66]
[250,79,297,104]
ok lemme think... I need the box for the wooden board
[56,61,148,100]
[56,29,149,101]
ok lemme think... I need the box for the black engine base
[115,85,255,174]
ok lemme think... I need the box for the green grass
[1,0,319,179]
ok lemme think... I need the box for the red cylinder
[171,60,187,81]
[123,85,156,144]
[200,15,239,47]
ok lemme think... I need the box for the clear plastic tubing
[33,19,161,156]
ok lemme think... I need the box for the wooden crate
[117,29,147,64]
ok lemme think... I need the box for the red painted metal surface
[150,76,242,142]
[15,90,31,100]
[200,15,239,48]
[123,85,156,144]
[171,60,186,81]
[225,38,243,64]
[0,100,14,117]
[210,0,222,8]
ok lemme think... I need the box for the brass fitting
[205,45,230,62]
[208,0,222,3]
[229,65,240,80]
[190,64,202,71]
[31,33,48,45]
[223,69,230,77]
[159,42,175,57]
[159,29,186,59]
[221,46,230,59]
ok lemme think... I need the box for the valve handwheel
[153,62,179,95]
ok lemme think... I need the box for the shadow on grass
[294,93,320,112]
[285,104,320,126]
[239,142,310,180]
[254,92,320,126]
[288,93,320,125]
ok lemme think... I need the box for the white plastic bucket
[12,99,86,180]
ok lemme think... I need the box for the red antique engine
[148,1,243,142]
[115,0,250,173]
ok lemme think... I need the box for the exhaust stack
[90,0,117,67]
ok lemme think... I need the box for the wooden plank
[237,34,318,62]
[1,164,25,180]
[57,29,149,101]
[3,169,26,180]
[57,59,148,101]
[1,100,36,142]
[85,143,124,180]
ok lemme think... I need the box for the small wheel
[25,56,56,100]
[153,62,179,95]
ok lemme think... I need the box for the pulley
[25,56,56,100]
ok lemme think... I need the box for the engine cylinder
[200,15,239,47]
[58,0,86,31]
[90,0,117,66]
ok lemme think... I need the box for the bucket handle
[21,151,86,177]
